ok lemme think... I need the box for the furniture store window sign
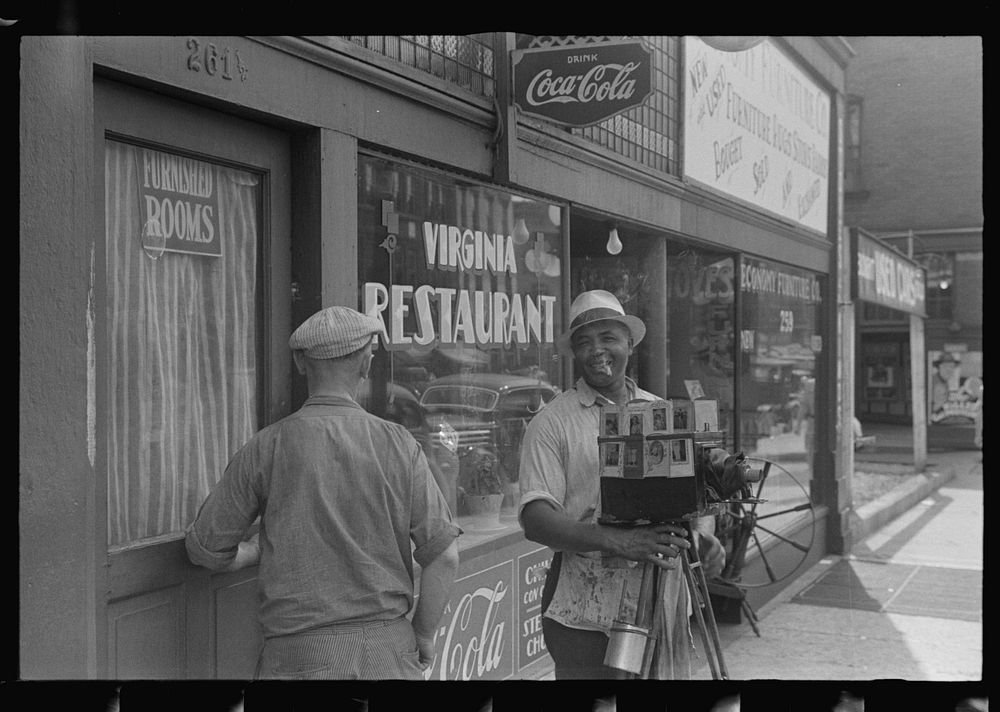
[851,230,926,317]
[511,40,653,127]
[139,147,223,258]
[361,161,562,352]
[682,37,830,234]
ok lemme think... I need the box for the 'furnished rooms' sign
[140,148,222,258]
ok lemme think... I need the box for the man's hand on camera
[606,523,691,570]
[696,531,726,579]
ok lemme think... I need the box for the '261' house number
[186,38,248,82]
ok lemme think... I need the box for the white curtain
[105,141,259,547]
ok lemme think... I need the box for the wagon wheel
[713,457,816,589]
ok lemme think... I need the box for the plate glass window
[357,154,564,544]
[105,139,261,547]
[739,256,824,534]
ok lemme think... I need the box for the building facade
[19,35,852,679]
[844,36,983,447]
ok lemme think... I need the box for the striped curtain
[105,140,259,547]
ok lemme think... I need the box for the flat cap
[289,306,383,359]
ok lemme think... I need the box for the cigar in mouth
[595,361,613,376]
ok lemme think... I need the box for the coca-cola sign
[512,40,653,127]
[422,561,515,681]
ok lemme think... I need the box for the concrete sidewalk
[523,425,983,682]
[694,438,983,681]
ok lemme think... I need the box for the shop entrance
[857,332,912,423]
[95,81,292,678]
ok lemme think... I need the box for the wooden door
[94,80,292,678]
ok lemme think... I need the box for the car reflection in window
[419,374,559,502]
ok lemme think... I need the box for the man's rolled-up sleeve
[517,411,567,527]
[409,444,462,568]
[185,444,261,571]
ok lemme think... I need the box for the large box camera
[597,399,759,525]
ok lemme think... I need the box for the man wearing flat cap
[518,290,724,679]
[186,306,461,680]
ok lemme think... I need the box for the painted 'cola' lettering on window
[424,580,509,681]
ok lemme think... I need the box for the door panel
[95,80,291,678]
[108,585,186,679]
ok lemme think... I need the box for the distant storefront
[928,346,983,446]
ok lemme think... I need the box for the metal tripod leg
[608,530,730,679]
[740,596,761,637]
[681,526,729,680]
[707,579,762,638]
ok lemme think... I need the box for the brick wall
[953,252,984,328]
[844,37,983,231]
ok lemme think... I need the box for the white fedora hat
[556,289,646,352]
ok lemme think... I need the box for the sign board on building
[511,40,653,127]
[139,148,223,258]
[423,559,515,681]
[928,348,982,427]
[851,229,927,317]
[419,547,555,680]
[517,548,552,668]
[360,159,563,353]
[682,36,831,234]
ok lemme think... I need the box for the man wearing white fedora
[518,289,724,679]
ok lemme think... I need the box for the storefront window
[664,247,736,439]
[859,337,910,419]
[569,221,735,445]
[570,223,657,388]
[105,140,261,547]
[739,256,824,533]
[357,155,564,547]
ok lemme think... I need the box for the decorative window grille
[517,35,681,176]
[341,35,495,97]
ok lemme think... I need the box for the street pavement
[522,424,984,690]
[694,437,983,682]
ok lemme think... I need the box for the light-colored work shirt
[186,394,461,639]
[518,377,693,678]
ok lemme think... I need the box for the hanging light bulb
[606,226,622,255]
[513,217,530,245]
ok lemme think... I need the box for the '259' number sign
[186,38,248,82]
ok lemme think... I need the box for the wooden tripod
[612,521,730,680]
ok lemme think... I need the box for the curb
[849,464,957,543]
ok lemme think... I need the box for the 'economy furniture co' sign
[511,40,653,128]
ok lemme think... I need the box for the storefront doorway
[857,332,912,423]
[95,81,292,678]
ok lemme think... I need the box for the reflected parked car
[419,373,560,485]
